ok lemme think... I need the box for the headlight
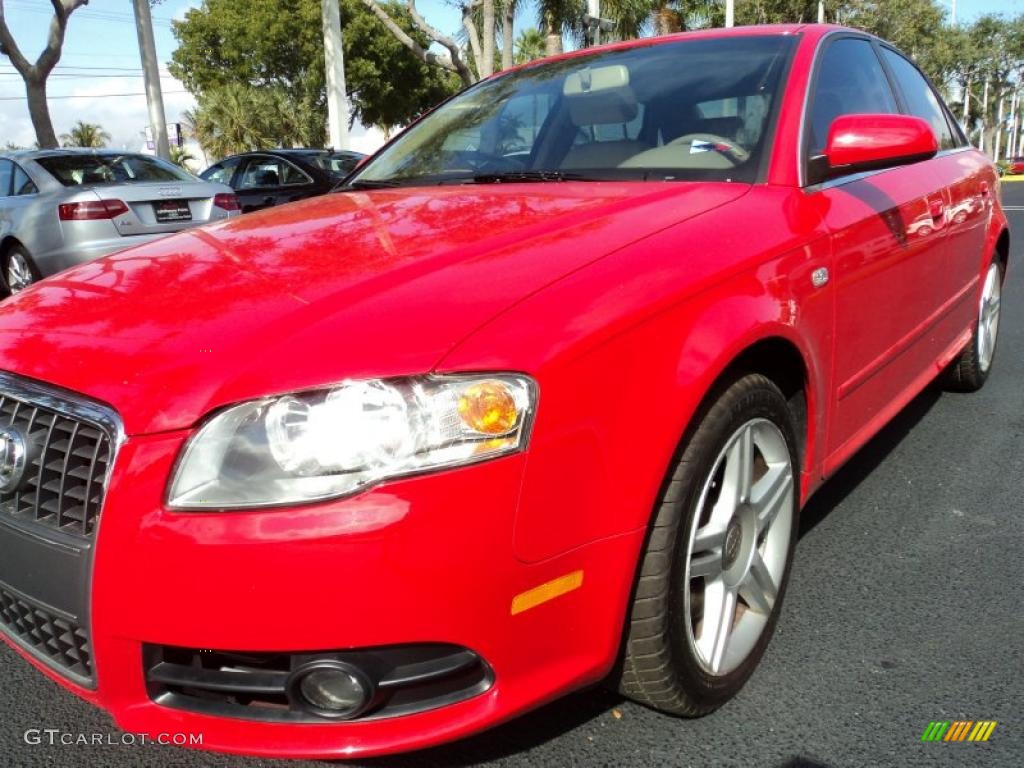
[167,374,537,509]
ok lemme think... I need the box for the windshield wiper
[338,178,404,190]
[468,170,598,184]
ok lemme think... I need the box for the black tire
[943,260,1004,393]
[616,373,800,716]
[3,244,41,295]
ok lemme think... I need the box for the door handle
[929,198,945,223]
[980,181,990,198]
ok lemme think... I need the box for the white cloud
[2,74,196,151]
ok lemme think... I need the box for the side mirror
[810,114,938,184]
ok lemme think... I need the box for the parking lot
[1,186,1022,768]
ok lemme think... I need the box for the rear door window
[237,157,311,190]
[880,48,958,150]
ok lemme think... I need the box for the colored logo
[921,721,997,742]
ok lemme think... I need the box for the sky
[0,0,1021,161]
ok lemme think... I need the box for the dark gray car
[0,149,239,293]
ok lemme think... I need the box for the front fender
[439,188,833,565]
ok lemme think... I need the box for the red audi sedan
[0,25,1008,759]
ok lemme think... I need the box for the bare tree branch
[0,0,32,73]
[359,0,475,86]
[0,0,89,147]
[407,0,474,84]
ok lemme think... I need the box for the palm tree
[191,85,271,159]
[515,28,547,64]
[60,121,111,148]
[537,0,585,55]
[647,1,717,37]
[169,145,196,169]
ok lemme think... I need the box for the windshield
[303,151,364,179]
[37,154,195,187]
[352,35,794,188]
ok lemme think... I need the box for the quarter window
[880,48,957,150]
[12,165,37,195]
[808,38,898,155]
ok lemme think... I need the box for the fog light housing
[289,661,374,719]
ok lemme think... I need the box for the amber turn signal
[457,381,519,435]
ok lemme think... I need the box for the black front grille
[0,393,112,538]
[0,581,92,680]
[0,372,121,687]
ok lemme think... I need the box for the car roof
[8,148,154,160]
[498,23,877,76]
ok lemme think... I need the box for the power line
[0,73,178,79]
[4,0,175,26]
[0,90,187,101]
[0,65,170,73]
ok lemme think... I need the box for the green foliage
[169,145,197,169]
[735,0,821,25]
[60,121,110,148]
[169,0,459,146]
[342,1,461,131]
[186,84,313,159]
[515,28,547,63]
[843,0,947,80]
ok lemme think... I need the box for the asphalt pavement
[2,185,1023,768]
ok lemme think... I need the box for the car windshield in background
[303,152,362,178]
[36,154,194,187]
[352,35,794,188]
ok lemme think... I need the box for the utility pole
[979,78,989,153]
[994,95,1004,161]
[951,0,957,26]
[322,0,349,150]
[583,0,612,47]
[725,0,734,27]
[1011,91,1020,159]
[818,2,825,23]
[587,0,601,45]
[131,0,170,160]
[962,80,970,128]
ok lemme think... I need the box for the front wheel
[616,374,799,715]
[943,260,1003,392]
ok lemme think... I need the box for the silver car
[0,149,240,293]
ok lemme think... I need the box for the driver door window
[807,38,897,157]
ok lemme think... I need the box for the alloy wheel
[684,418,795,676]
[7,252,35,293]
[977,263,1002,373]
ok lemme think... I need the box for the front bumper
[1,426,644,759]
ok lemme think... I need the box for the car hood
[0,182,747,434]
